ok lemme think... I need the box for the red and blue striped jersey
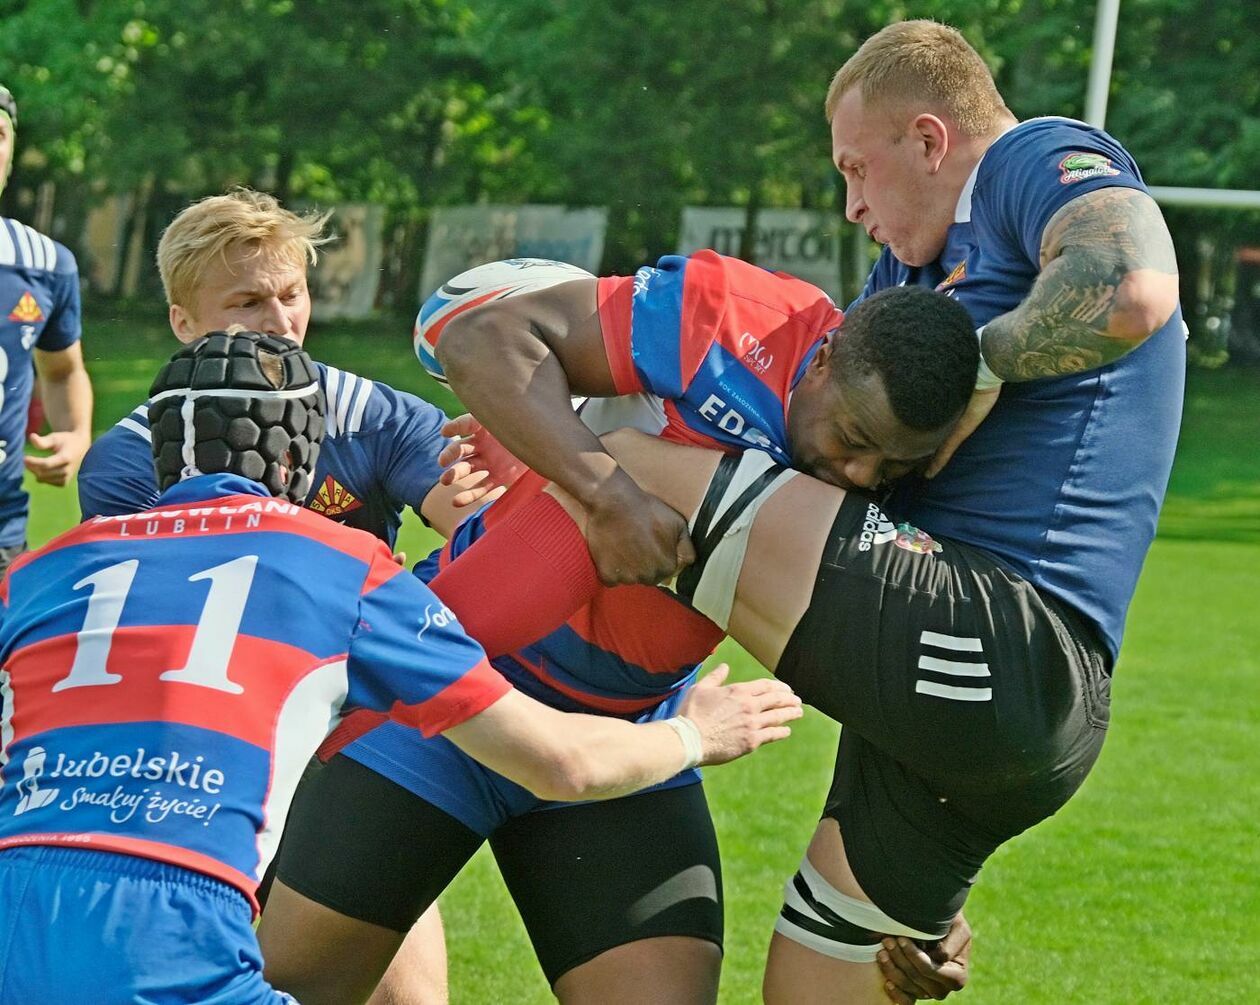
[597,250,843,463]
[0,473,508,910]
[433,472,723,717]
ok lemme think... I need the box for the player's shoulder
[683,250,836,319]
[980,117,1141,190]
[316,361,443,439]
[0,217,77,275]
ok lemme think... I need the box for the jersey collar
[157,473,271,505]
[954,120,1020,224]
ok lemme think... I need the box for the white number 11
[53,555,259,695]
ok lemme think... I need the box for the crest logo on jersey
[13,746,59,816]
[894,522,942,555]
[1058,152,1120,185]
[937,260,967,290]
[307,475,363,517]
[7,291,44,323]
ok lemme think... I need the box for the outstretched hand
[680,664,802,765]
[438,414,528,507]
[878,913,972,1004]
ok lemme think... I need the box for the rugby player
[0,83,94,576]
[0,332,800,1004]
[74,188,478,1003]
[256,269,981,1005]
[426,21,1184,1004]
[77,188,471,544]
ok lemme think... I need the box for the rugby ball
[413,258,595,385]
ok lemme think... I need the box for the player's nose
[843,455,882,490]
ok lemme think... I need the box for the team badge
[308,475,363,517]
[937,260,967,290]
[894,522,942,555]
[7,291,44,323]
[1058,152,1120,185]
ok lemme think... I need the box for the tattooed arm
[981,187,1180,380]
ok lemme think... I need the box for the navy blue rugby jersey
[0,218,82,546]
[78,363,449,548]
[854,117,1185,659]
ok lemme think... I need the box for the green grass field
[27,315,1260,1003]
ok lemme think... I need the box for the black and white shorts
[776,493,1112,936]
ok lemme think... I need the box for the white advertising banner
[308,203,386,321]
[677,207,845,299]
[420,204,607,299]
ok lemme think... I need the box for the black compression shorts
[776,492,1112,936]
[274,755,722,985]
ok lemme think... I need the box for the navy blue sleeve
[77,414,161,519]
[981,121,1147,266]
[362,382,451,517]
[35,245,82,352]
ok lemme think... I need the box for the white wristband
[975,325,1004,391]
[663,715,704,771]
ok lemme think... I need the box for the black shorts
[274,755,722,986]
[776,493,1112,936]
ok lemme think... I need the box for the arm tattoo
[983,188,1179,381]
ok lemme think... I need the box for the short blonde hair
[156,188,333,308]
[825,20,1008,138]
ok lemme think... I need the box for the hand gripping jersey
[596,250,844,463]
[0,473,509,910]
[854,118,1185,659]
[78,363,449,548]
[435,472,724,717]
[330,471,723,834]
[0,217,82,546]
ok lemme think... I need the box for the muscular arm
[445,671,799,802]
[981,187,1180,380]
[437,279,693,585]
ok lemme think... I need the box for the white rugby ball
[413,258,595,385]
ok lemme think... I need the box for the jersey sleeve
[356,382,451,517]
[984,122,1147,267]
[597,252,731,398]
[77,412,162,519]
[347,547,511,736]
[35,245,82,352]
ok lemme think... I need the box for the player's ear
[169,303,198,343]
[913,113,949,174]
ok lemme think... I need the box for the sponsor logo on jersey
[937,260,967,290]
[738,331,775,375]
[11,743,228,825]
[417,602,457,641]
[1058,152,1120,185]
[7,291,44,323]
[13,746,59,816]
[696,393,776,451]
[308,475,363,517]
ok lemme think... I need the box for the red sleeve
[598,275,642,395]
